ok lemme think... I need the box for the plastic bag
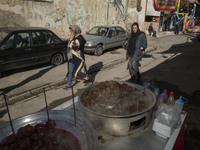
[155,103,181,128]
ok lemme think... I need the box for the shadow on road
[0,109,7,125]
[87,61,103,83]
[2,65,55,94]
[142,53,153,58]
[0,109,7,118]
[146,38,198,100]
[1,63,52,78]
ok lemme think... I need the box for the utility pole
[106,0,110,26]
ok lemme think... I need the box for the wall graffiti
[67,11,84,26]
[45,8,65,23]
[55,15,65,23]
[45,22,50,27]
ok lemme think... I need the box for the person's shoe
[63,86,70,90]
[84,81,92,86]
[136,72,141,81]
[128,76,136,82]
[84,75,89,80]
[83,80,89,83]
[131,75,136,81]
[77,78,85,82]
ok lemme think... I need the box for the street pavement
[0,32,199,149]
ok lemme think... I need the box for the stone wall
[0,0,107,38]
[0,0,149,38]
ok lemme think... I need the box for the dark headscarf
[127,22,142,57]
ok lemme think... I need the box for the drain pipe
[106,0,110,26]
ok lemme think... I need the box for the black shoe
[83,80,90,83]
[128,76,136,82]
[136,72,141,81]
[63,86,70,90]
[131,76,136,81]
[84,81,92,86]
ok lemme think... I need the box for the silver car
[83,26,130,56]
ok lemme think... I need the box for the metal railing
[114,0,125,20]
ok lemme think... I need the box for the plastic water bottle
[154,88,160,110]
[154,88,160,98]
[156,94,165,109]
[175,96,184,114]
[167,92,175,105]
[162,90,168,103]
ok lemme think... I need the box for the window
[87,27,109,36]
[0,35,15,50]
[0,31,9,43]
[32,31,47,45]
[45,31,61,44]
[16,33,30,48]
[116,27,125,35]
[98,27,108,36]
[0,32,30,50]
[87,27,99,35]
[108,28,116,37]
[32,31,60,46]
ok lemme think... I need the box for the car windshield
[0,31,9,43]
[87,27,109,36]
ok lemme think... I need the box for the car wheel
[123,39,128,49]
[51,53,64,65]
[94,45,103,56]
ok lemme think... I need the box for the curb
[0,80,67,108]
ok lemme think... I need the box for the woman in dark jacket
[64,25,87,89]
[126,22,147,81]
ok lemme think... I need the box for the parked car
[83,26,130,56]
[0,27,68,76]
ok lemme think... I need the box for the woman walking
[64,25,87,89]
[126,22,147,81]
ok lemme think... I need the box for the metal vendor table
[53,96,186,150]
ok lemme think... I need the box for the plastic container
[159,94,165,103]
[152,118,172,139]
[175,96,184,114]
[162,90,168,103]
[156,94,165,109]
[154,88,160,98]
[167,92,175,105]
[154,88,160,109]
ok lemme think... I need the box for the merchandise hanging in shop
[153,0,179,12]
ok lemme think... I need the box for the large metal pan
[78,81,156,136]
